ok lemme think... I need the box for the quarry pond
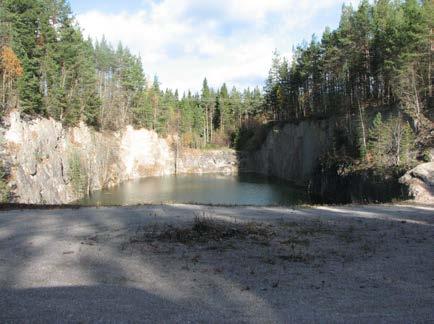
[77,173,309,206]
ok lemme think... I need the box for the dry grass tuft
[130,216,273,245]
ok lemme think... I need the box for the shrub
[421,149,432,162]
[232,120,271,151]
[68,151,88,196]
[0,162,9,203]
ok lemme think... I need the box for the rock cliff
[177,149,238,174]
[0,112,237,204]
[399,162,434,203]
[1,111,426,205]
[240,120,334,183]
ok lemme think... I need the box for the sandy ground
[0,204,433,323]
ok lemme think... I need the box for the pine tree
[4,0,44,115]
[367,112,386,164]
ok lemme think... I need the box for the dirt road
[0,204,433,323]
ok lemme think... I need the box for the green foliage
[263,0,431,122]
[1,0,266,149]
[0,0,428,166]
[0,162,9,203]
[356,111,367,160]
[261,0,430,166]
[68,151,87,196]
[421,149,432,163]
[233,121,271,152]
[367,113,415,167]
[394,118,414,165]
[367,113,386,163]
[2,0,101,123]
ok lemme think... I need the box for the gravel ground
[0,204,433,323]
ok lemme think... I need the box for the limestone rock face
[2,112,73,204]
[1,112,238,204]
[177,149,238,174]
[241,120,334,183]
[400,162,434,204]
[121,126,175,179]
[1,113,128,203]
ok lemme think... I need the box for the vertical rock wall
[0,112,237,204]
[241,120,334,183]
[177,149,238,174]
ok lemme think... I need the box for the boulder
[400,162,434,204]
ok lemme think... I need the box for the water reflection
[77,173,308,206]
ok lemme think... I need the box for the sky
[70,0,362,93]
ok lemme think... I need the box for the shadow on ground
[0,204,433,322]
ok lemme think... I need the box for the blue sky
[70,0,361,92]
[70,0,152,14]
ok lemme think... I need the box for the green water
[77,173,309,206]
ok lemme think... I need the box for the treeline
[1,0,432,158]
[0,0,262,148]
[262,0,433,166]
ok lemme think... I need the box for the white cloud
[77,0,362,92]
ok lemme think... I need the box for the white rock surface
[400,162,434,204]
[1,112,237,204]
[177,149,238,174]
[121,126,175,179]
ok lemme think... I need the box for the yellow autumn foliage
[0,46,23,79]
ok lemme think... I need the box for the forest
[0,0,433,164]
[0,0,262,148]
[261,0,433,168]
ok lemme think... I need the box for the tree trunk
[411,64,421,132]
[358,98,367,158]
[1,72,6,106]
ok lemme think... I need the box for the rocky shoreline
[0,112,238,204]
[1,111,432,205]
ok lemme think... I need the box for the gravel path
[0,204,433,323]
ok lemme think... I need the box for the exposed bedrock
[0,112,237,204]
[1,112,428,204]
[239,119,334,183]
[400,162,434,204]
[239,119,426,204]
